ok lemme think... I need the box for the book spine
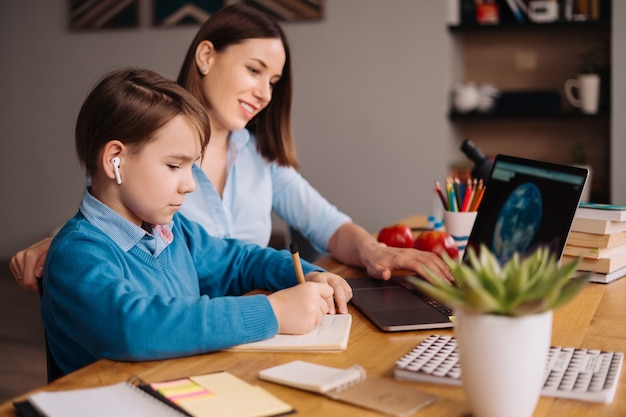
[569,217,626,235]
[564,255,626,274]
[505,0,525,22]
[446,0,460,25]
[565,0,574,20]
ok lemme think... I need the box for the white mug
[564,74,600,114]
[452,83,480,113]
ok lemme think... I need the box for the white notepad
[259,360,367,394]
[394,334,624,404]
[227,314,352,352]
[259,360,437,417]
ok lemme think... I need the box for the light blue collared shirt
[180,129,351,252]
[79,188,171,257]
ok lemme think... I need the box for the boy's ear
[195,40,215,75]
[101,141,125,183]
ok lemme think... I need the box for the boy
[41,67,352,374]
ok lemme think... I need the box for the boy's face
[111,115,202,227]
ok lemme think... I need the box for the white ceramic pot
[455,309,553,417]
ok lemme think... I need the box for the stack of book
[563,203,626,284]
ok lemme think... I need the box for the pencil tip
[290,242,298,253]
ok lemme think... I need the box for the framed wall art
[69,0,140,30]
[68,0,324,32]
[243,0,324,21]
[152,0,223,27]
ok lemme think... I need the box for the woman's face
[201,38,286,134]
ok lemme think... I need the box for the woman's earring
[200,66,207,74]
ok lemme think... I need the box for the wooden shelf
[448,20,610,33]
[449,110,610,120]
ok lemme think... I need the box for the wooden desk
[2,242,626,416]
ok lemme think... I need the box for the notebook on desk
[349,154,588,332]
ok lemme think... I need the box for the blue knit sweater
[41,208,321,374]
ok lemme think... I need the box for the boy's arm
[179,215,323,295]
[42,221,280,372]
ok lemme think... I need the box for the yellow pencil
[290,243,306,284]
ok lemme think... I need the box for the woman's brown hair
[177,4,297,168]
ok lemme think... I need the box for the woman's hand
[327,222,454,283]
[9,237,52,292]
[361,243,455,283]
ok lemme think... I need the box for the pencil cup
[443,211,478,259]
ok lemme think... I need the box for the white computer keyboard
[394,334,623,404]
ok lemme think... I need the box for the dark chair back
[285,226,325,263]
[38,280,65,382]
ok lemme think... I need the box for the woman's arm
[9,237,52,292]
[327,222,454,282]
[270,164,453,282]
[271,164,350,252]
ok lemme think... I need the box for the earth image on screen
[492,182,543,262]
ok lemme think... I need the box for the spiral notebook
[259,360,437,417]
[14,380,190,417]
[394,335,623,404]
[14,372,293,417]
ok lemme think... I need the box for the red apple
[377,224,414,248]
[413,230,459,260]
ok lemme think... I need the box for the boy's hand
[268,282,333,335]
[304,271,352,314]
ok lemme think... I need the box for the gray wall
[2,1,622,260]
[0,1,452,259]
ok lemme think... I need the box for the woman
[11,4,452,292]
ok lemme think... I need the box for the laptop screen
[465,154,588,264]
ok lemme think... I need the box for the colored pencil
[434,180,448,210]
[470,182,486,211]
[461,179,475,212]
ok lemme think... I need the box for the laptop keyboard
[396,278,453,316]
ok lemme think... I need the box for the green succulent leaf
[406,276,466,310]
[547,273,590,311]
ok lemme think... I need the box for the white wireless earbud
[111,157,122,185]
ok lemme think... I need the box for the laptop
[349,154,588,331]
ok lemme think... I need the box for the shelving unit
[447,15,612,202]
[449,20,610,32]
[449,110,610,119]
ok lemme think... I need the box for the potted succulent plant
[408,245,589,417]
[579,44,606,75]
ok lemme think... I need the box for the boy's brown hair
[76,67,211,176]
